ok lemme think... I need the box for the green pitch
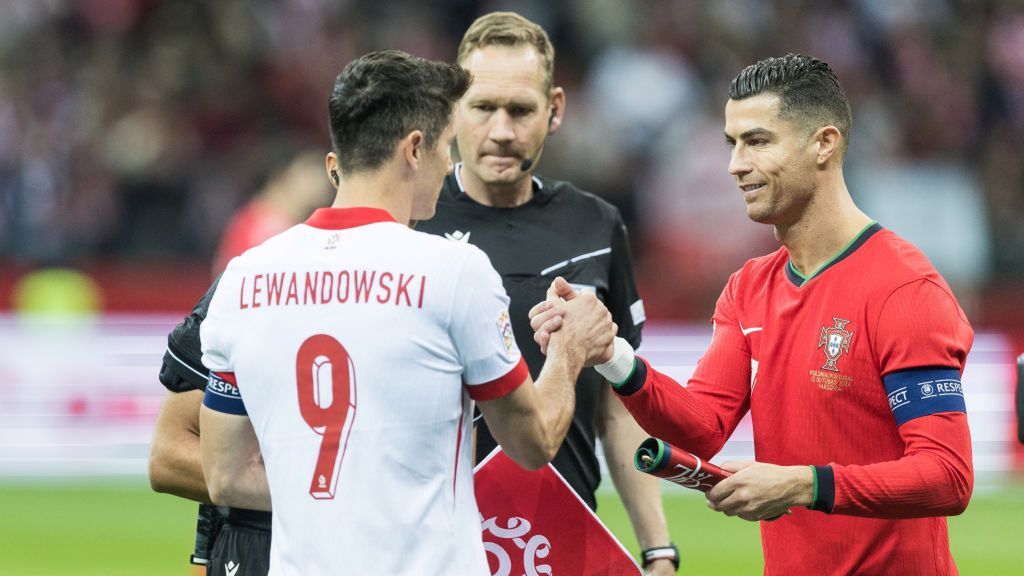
[1,480,1021,575]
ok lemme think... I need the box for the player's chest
[741,280,883,407]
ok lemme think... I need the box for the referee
[416,13,677,574]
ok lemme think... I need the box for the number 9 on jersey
[295,334,357,499]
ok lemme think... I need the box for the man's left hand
[705,461,814,522]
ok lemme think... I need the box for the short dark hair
[729,54,852,153]
[328,50,471,173]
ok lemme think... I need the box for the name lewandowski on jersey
[236,269,427,310]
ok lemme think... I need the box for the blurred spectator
[212,150,331,275]
[0,0,1021,328]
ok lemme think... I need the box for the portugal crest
[817,317,853,372]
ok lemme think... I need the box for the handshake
[527,277,618,368]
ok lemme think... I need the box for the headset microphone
[520,108,555,173]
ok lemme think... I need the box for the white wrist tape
[595,337,635,385]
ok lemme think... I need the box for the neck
[459,163,534,208]
[776,173,872,277]
[330,170,411,225]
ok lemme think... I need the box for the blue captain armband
[203,371,248,416]
[884,368,965,427]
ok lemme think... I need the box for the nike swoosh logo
[741,326,763,336]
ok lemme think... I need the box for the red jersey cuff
[466,358,528,401]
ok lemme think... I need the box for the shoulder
[729,247,789,291]
[862,228,956,297]
[536,176,624,224]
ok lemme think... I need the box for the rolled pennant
[634,437,731,493]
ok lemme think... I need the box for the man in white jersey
[199,50,617,575]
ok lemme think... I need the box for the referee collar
[451,162,550,206]
[305,207,398,230]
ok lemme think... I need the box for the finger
[719,460,755,473]
[539,316,562,335]
[534,329,550,351]
[529,307,564,332]
[550,276,577,301]
[528,300,553,320]
[706,477,737,505]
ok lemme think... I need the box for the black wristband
[809,465,836,513]
[641,543,680,571]
[612,356,648,397]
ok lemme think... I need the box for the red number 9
[295,334,357,499]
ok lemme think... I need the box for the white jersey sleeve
[199,263,246,415]
[451,246,528,401]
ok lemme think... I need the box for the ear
[814,125,842,165]
[401,130,426,169]
[546,87,566,134]
[325,152,341,186]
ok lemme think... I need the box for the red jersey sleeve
[822,279,974,518]
[615,273,752,459]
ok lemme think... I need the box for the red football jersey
[618,224,974,575]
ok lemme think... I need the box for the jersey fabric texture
[201,207,527,575]
[613,224,974,575]
[415,166,644,509]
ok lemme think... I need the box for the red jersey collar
[304,207,398,230]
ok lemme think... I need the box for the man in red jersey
[531,54,974,575]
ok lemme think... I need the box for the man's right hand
[530,277,616,366]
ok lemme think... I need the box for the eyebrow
[724,127,774,143]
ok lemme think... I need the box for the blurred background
[0,0,1022,574]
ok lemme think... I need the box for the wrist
[595,337,635,384]
[791,465,815,508]
[641,543,679,571]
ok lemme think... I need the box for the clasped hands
[529,278,815,523]
[527,276,616,367]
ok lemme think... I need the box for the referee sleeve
[606,216,644,349]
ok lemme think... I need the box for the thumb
[547,276,577,302]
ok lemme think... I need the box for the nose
[488,110,515,144]
[728,146,752,178]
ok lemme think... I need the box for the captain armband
[884,368,966,427]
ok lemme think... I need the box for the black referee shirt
[416,166,645,510]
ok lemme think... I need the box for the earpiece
[331,170,340,186]
[521,108,557,173]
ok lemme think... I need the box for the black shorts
[206,525,271,576]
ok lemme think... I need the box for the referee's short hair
[328,50,471,174]
[729,54,852,156]
[457,12,555,94]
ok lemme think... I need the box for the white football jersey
[201,207,526,575]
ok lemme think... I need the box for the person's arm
[706,279,975,521]
[200,404,270,511]
[149,390,210,502]
[533,273,754,460]
[597,385,675,576]
[478,278,615,469]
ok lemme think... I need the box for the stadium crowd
[1,0,1022,328]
